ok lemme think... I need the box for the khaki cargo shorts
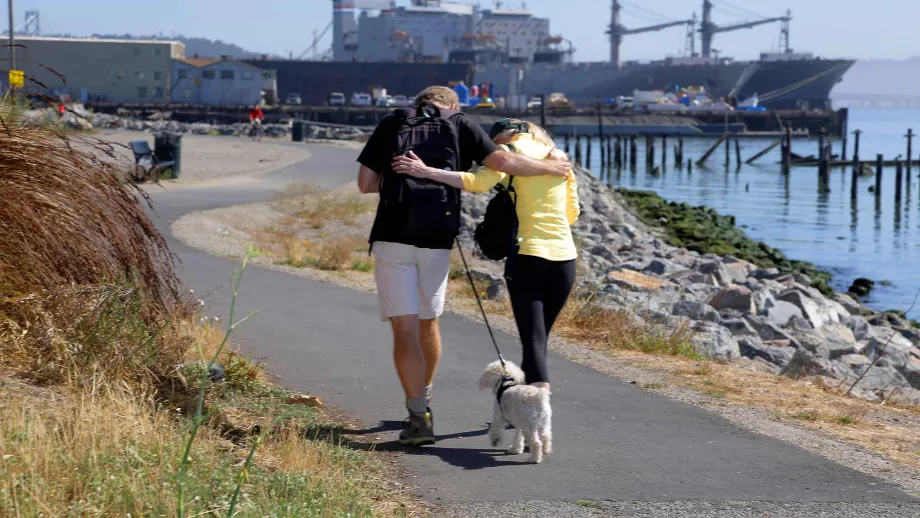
[371,241,450,321]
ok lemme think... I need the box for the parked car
[526,96,543,110]
[351,93,372,107]
[548,92,574,109]
[285,93,302,105]
[391,95,410,107]
[376,95,394,107]
[329,92,346,106]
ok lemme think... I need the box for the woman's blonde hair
[492,119,555,148]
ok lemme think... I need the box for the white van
[329,92,345,106]
[351,93,372,107]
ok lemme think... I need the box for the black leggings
[505,254,577,385]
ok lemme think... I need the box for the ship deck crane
[298,20,333,60]
[699,0,791,58]
[607,0,694,69]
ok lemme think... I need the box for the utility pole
[7,0,14,73]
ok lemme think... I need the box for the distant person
[356,86,572,446]
[248,104,264,141]
[392,118,578,395]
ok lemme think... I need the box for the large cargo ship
[323,0,854,110]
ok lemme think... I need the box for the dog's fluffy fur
[478,360,552,463]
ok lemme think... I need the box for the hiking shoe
[398,409,435,446]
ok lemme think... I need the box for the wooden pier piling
[841,131,848,162]
[661,135,668,167]
[564,134,570,155]
[677,136,684,168]
[851,159,858,200]
[606,135,613,167]
[876,154,883,195]
[906,128,914,172]
[896,161,904,203]
[852,129,862,167]
[629,136,637,169]
[746,140,780,164]
[725,133,731,168]
[782,125,792,174]
[574,135,582,166]
[586,135,592,169]
[614,136,623,168]
[698,132,730,167]
[735,139,742,168]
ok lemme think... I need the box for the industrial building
[13,36,185,102]
[332,0,554,64]
[172,58,274,105]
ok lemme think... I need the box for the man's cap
[489,118,529,139]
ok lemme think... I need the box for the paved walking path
[146,142,920,517]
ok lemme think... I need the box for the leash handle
[455,237,507,371]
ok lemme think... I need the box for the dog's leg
[508,428,525,454]
[489,403,505,448]
[541,422,552,454]
[528,430,544,463]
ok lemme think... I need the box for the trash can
[292,120,305,142]
[154,132,183,178]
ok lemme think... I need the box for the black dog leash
[455,237,508,373]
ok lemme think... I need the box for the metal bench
[128,140,175,182]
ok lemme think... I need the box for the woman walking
[391,118,579,390]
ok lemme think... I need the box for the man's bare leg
[419,318,442,404]
[390,314,426,401]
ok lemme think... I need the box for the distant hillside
[41,32,276,60]
[835,57,920,96]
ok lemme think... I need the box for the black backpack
[379,104,463,239]
[473,175,518,261]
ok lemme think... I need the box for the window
[201,70,215,79]
[112,69,124,80]
[134,71,145,80]
[220,70,234,80]
[137,86,148,98]
[178,69,189,79]
[241,70,254,80]
[153,47,162,57]
[154,71,165,81]
[154,87,165,98]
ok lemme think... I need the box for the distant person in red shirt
[248,104,264,141]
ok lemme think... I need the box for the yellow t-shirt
[457,133,579,262]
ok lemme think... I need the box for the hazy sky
[3,0,913,62]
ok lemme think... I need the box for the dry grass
[555,292,698,358]
[0,284,191,389]
[273,182,374,230]
[0,375,412,517]
[0,114,179,316]
[281,235,366,271]
[0,111,419,516]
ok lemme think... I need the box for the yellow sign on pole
[9,70,24,88]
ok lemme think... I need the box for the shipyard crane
[699,0,791,58]
[298,20,333,60]
[606,0,694,69]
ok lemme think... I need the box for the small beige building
[13,36,185,103]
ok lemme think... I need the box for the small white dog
[478,359,552,463]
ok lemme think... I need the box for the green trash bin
[292,120,305,142]
[154,132,183,178]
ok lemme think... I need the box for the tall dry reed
[0,120,179,316]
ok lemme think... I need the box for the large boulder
[764,300,804,327]
[607,269,671,292]
[739,337,796,367]
[707,286,756,315]
[691,321,740,359]
[776,290,839,329]
[671,300,722,323]
[780,349,849,380]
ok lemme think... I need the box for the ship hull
[474,61,750,107]
[734,59,856,110]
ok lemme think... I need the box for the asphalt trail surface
[146,141,920,515]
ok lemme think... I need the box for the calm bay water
[563,108,920,317]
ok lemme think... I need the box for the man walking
[356,85,571,445]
